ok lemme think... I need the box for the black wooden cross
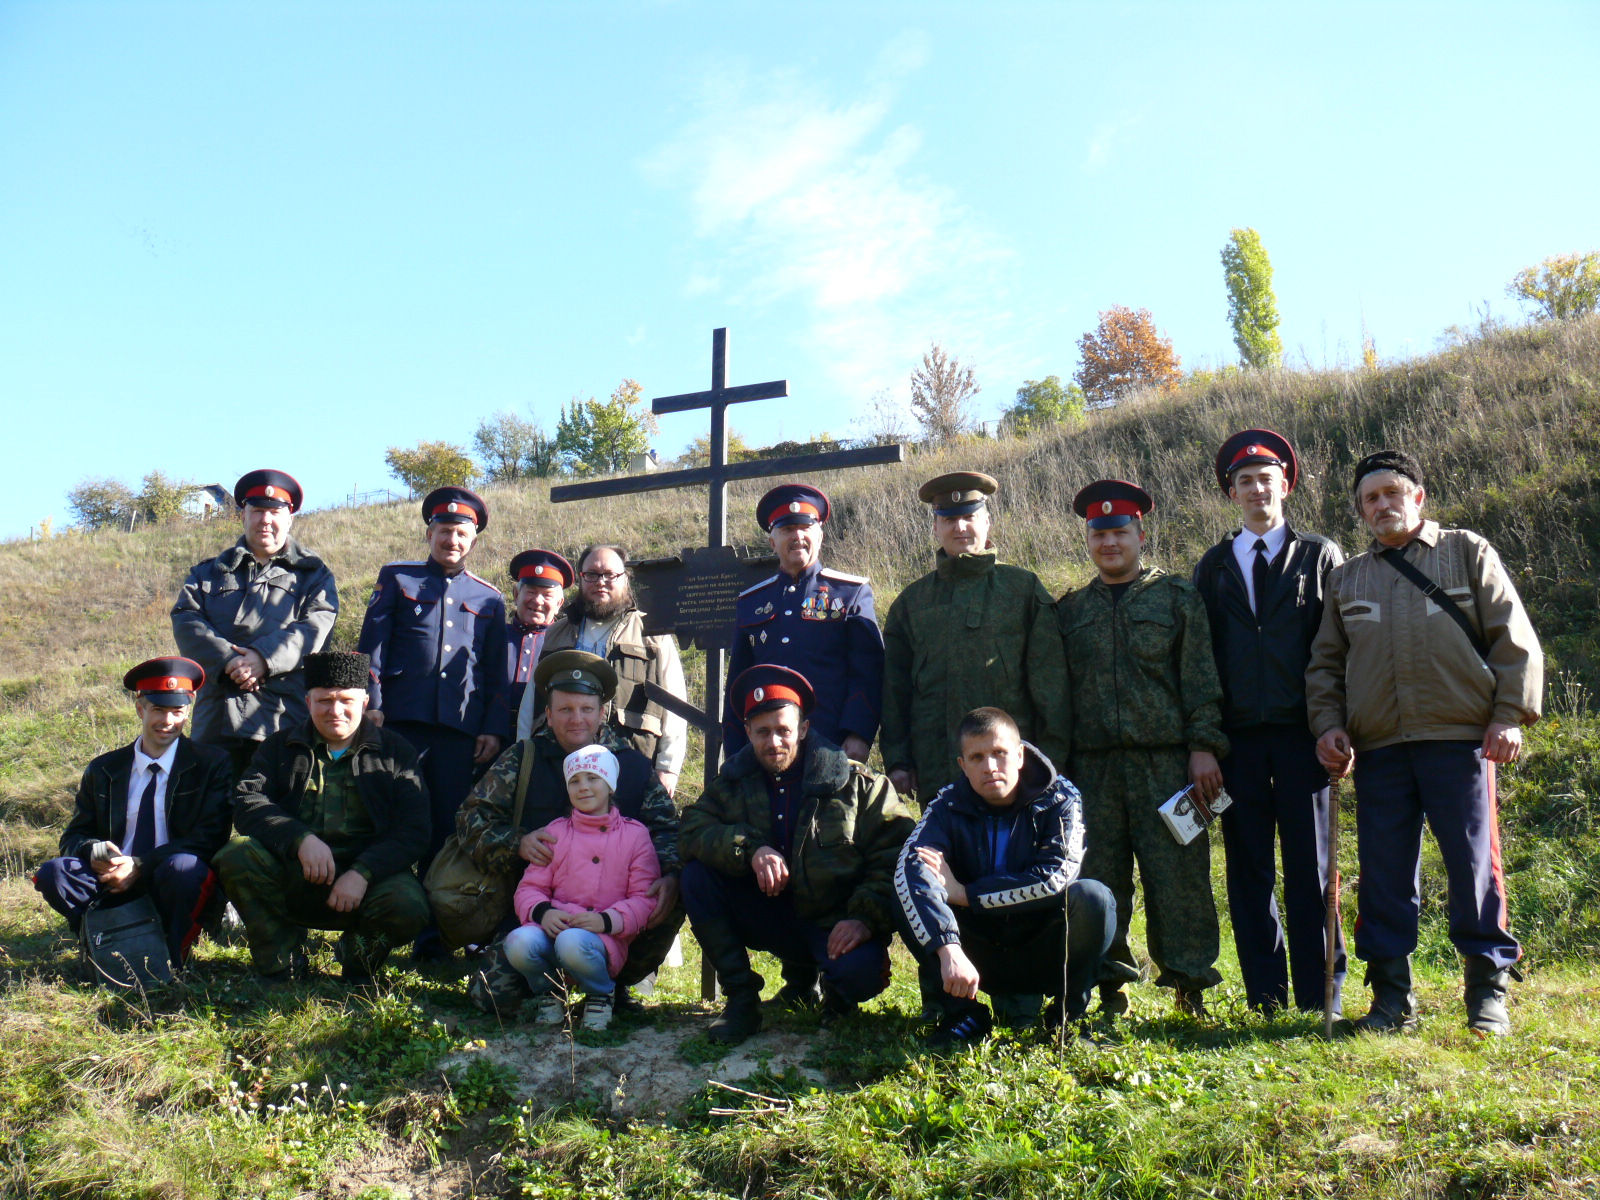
[550,327,905,997]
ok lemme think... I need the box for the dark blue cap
[758,484,830,532]
[124,656,205,707]
[1073,480,1153,529]
[234,469,302,512]
[422,486,487,530]
[510,548,574,588]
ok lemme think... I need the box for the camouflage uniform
[459,723,682,1011]
[882,549,1072,803]
[1057,566,1230,994]
[215,729,431,973]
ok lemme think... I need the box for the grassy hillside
[3,315,1600,1198]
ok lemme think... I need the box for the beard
[579,589,632,622]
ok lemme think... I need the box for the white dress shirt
[1231,521,1290,614]
[125,736,179,851]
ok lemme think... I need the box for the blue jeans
[503,924,615,997]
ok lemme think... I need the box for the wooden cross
[551,327,906,997]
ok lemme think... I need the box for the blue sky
[2,2,1596,539]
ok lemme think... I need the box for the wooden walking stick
[1323,776,1343,1039]
[1058,810,1072,1053]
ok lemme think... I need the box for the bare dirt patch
[444,1024,826,1121]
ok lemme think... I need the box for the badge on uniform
[367,587,381,608]
[760,631,767,643]
[756,602,773,616]
[414,604,423,616]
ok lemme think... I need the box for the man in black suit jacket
[33,657,232,964]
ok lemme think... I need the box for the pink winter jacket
[512,808,661,977]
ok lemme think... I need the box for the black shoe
[818,981,858,1028]
[612,986,646,1017]
[257,950,310,985]
[922,1006,993,1052]
[1464,957,1518,1037]
[1348,957,1420,1035]
[707,977,765,1045]
[334,936,387,987]
[770,979,824,1013]
[1174,988,1210,1019]
[1097,984,1129,1020]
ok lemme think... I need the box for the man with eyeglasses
[523,544,688,796]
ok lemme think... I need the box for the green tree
[555,379,658,474]
[66,477,137,530]
[676,428,754,468]
[385,441,476,494]
[1221,227,1283,368]
[473,410,558,481]
[135,471,197,524]
[1507,251,1600,320]
[1000,375,1086,435]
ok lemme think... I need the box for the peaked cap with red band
[1073,479,1154,529]
[1214,428,1298,493]
[420,486,488,531]
[123,656,205,707]
[233,469,303,512]
[509,548,575,589]
[757,483,830,532]
[733,664,815,721]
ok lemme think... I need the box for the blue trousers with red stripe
[33,853,216,963]
[1352,740,1520,970]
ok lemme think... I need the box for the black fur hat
[1351,449,1424,494]
[304,651,371,692]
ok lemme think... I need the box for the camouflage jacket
[1057,566,1229,756]
[454,724,680,879]
[881,549,1072,801]
[679,737,916,936]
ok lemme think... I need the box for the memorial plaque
[630,545,779,650]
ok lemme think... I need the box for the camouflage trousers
[468,899,687,1015]
[1071,747,1222,993]
[213,836,431,974]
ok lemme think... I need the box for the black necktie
[1252,539,1271,617]
[128,764,160,858]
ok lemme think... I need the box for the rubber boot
[694,917,765,1044]
[1349,957,1419,1034]
[1464,956,1517,1038]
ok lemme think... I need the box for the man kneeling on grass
[215,651,432,984]
[895,707,1116,1050]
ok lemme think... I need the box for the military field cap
[421,486,488,530]
[918,471,998,517]
[536,650,617,702]
[758,483,830,532]
[234,469,303,513]
[1073,479,1154,529]
[124,656,205,707]
[563,743,620,792]
[1215,429,1299,493]
[733,664,816,721]
[510,548,574,589]
[1351,449,1424,495]
[304,651,371,692]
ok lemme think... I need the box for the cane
[1323,776,1343,1039]
[1058,811,1072,1053]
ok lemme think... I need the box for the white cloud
[643,38,1023,409]
[1082,113,1142,174]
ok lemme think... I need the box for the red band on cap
[518,563,561,581]
[1090,498,1144,519]
[744,684,802,715]
[1228,444,1285,471]
[431,501,477,521]
[137,676,194,694]
[245,485,289,503]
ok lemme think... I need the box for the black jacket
[232,717,430,882]
[894,743,1086,952]
[1192,523,1343,730]
[60,735,233,870]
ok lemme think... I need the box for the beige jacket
[1306,521,1541,751]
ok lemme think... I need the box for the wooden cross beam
[549,327,906,999]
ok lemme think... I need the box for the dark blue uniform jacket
[724,562,884,753]
[357,560,511,740]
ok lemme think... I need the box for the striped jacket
[895,743,1085,952]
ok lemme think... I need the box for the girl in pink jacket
[502,744,661,1030]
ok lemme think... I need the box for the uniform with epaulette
[357,488,511,907]
[506,549,573,727]
[724,484,884,756]
[1057,481,1230,1017]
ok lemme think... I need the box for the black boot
[694,919,764,1044]
[1349,957,1419,1034]
[1464,957,1517,1037]
[769,960,823,1012]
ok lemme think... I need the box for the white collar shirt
[126,736,179,851]
[1231,522,1290,614]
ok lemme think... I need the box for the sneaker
[922,1007,994,1052]
[535,996,566,1026]
[581,993,614,1031]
